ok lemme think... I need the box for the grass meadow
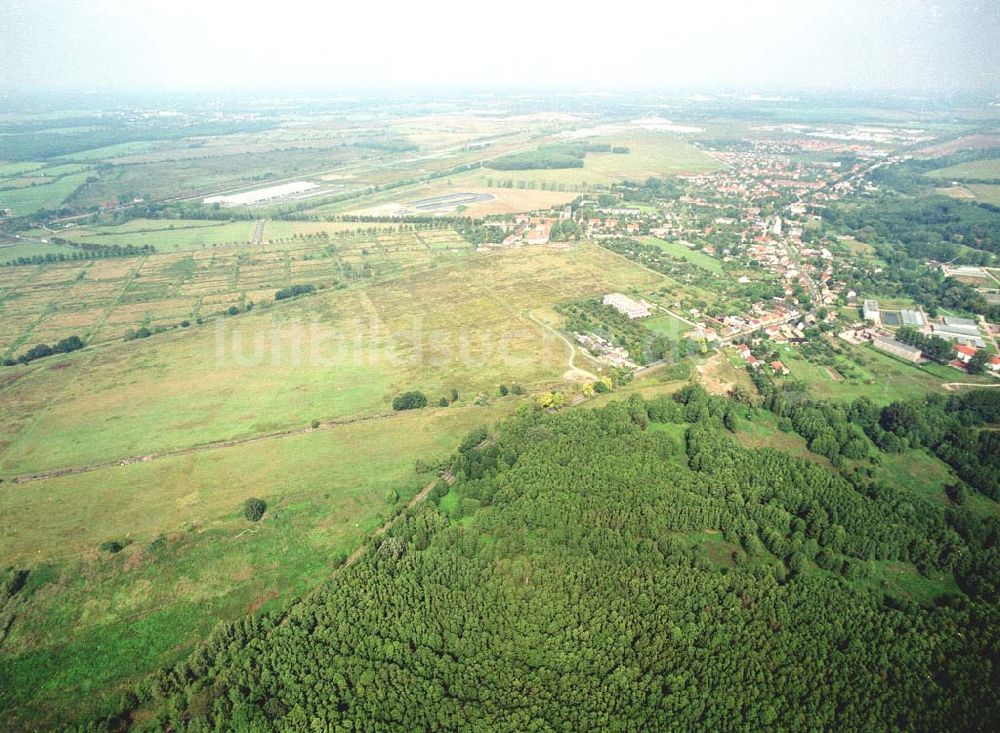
[640,236,724,273]
[773,341,992,403]
[0,172,91,216]
[926,158,1000,180]
[0,403,515,729]
[0,225,470,359]
[0,241,661,476]
[0,234,665,726]
[460,132,723,190]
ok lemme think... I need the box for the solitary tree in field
[392,391,428,411]
[243,497,267,522]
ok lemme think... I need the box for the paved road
[251,220,265,245]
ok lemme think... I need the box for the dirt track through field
[526,312,598,381]
[1,411,401,485]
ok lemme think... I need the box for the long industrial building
[872,334,922,362]
[603,293,651,319]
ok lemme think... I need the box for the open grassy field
[733,409,830,467]
[57,218,258,251]
[876,448,957,505]
[0,172,91,216]
[349,185,577,217]
[640,236,724,273]
[0,236,665,727]
[0,241,70,264]
[926,157,1000,180]
[774,340,994,403]
[0,225,471,358]
[458,132,723,190]
[935,184,978,201]
[0,401,515,729]
[966,183,1000,205]
[0,162,47,177]
[0,240,662,476]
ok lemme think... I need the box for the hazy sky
[2,0,998,92]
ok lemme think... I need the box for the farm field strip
[0,227,472,353]
[0,242,660,476]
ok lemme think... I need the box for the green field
[0,241,662,476]
[0,172,90,216]
[773,341,993,403]
[0,162,46,177]
[967,183,1000,205]
[640,235,724,273]
[459,132,722,190]
[0,403,513,728]
[876,448,957,503]
[643,312,693,337]
[0,241,70,264]
[59,219,258,251]
[0,233,665,726]
[927,158,1000,180]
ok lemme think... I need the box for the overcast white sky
[1,0,997,92]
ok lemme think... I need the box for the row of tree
[1,335,85,366]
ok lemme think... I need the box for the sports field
[640,236,724,273]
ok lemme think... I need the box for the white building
[863,299,880,324]
[603,293,651,319]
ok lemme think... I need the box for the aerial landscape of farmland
[1,1,999,731]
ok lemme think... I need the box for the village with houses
[459,132,1000,382]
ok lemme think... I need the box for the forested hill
[102,395,998,732]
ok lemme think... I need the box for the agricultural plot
[0,241,70,264]
[0,171,91,216]
[966,184,1000,205]
[0,241,661,476]
[460,132,723,190]
[0,226,472,357]
[58,219,257,251]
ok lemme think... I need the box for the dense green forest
[485,143,617,171]
[824,195,1000,261]
[76,391,1000,732]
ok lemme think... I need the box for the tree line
[69,390,1000,732]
